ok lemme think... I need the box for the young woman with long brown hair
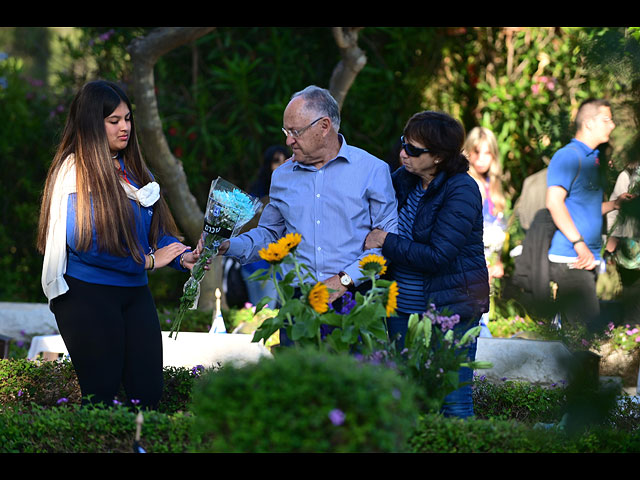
[37,80,203,409]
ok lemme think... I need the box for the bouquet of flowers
[169,177,261,338]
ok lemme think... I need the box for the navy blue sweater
[382,167,489,321]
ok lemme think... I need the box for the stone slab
[0,302,58,339]
[476,337,574,386]
[162,331,271,369]
[24,330,271,370]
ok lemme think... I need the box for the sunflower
[278,232,302,252]
[359,254,387,276]
[308,282,330,314]
[258,241,290,264]
[385,281,398,316]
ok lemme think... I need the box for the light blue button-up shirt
[226,135,398,286]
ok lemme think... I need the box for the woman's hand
[151,242,189,270]
[364,228,388,250]
[180,236,211,271]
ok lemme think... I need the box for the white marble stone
[24,330,272,370]
[476,337,574,386]
[162,331,271,369]
[0,302,58,339]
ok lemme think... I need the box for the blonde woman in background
[464,127,507,337]
[464,127,507,281]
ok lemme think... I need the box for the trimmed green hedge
[1,355,639,453]
[408,413,640,453]
[190,348,420,453]
[0,404,193,453]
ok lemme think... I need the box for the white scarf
[41,154,160,303]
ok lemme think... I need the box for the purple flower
[328,408,346,426]
[113,399,122,406]
[17,389,23,397]
[191,365,205,376]
[337,291,357,315]
[130,399,140,406]
[56,397,68,405]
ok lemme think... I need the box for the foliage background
[1,26,638,308]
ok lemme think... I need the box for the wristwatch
[339,271,354,289]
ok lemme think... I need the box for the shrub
[189,348,420,453]
[0,404,193,453]
[0,358,81,408]
[0,358,204,414]
[473,376,567,424]
[407,413,640,453]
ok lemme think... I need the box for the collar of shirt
[292,134,351,171]
[570,138,599,158]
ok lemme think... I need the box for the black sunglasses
[400,136,431,157]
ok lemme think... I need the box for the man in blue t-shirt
[546,98,631,332]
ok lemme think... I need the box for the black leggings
[51,275,164,409]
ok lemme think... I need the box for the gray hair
[291,85,341,132]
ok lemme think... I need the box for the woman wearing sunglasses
[365,110,489,419]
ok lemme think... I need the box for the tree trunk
[329,27,367,109]
[127,27,222,311]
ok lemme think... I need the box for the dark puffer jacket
[382,167,489,321]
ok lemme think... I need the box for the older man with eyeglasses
[218,85,397,320]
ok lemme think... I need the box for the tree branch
[329,27,367,109]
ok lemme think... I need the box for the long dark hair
[403,110,469,176]
[37,80,181,262]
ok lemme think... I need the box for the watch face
[340,273,352,286]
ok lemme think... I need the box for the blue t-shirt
[547,139,603,262]
[66,158,185,287]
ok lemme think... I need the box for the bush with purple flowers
[376,305,492,414]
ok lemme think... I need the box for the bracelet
[571,236,585,246]
[147,252,155,271]
[179,252,186,269]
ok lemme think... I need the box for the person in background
[240,145,290,308]
[37,80,204,409]
[365,110,489,419]
[604,140,640,323]
[464,127,507,280]
[463,127,507,337]
[546,98,631,333]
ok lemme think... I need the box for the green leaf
[247,268,270,282]
[459,325,482,346]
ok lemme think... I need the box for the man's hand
[364,228,388,250]
[614,192,635,209]
[323,274,348,304]
[217,240,230,256]
[572,240,597,270]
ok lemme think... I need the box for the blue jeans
[386,310,478,419]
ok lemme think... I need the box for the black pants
[549,262,600,332]
[51,275,164,409]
